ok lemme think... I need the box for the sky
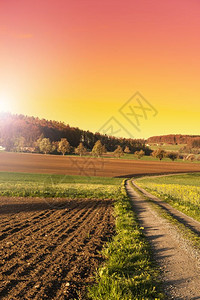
[0,0,200,139]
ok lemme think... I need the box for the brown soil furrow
[0,201,85,263]
[0,199,81,241]
[0,213,50,234]
[38,204,113,300]
[127,180,200,299]
[0,203,93,280]
[0,198,114,300]
[19,202,110,299]
[0,210,54,241]
[0,208,51,228]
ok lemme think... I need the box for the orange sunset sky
[0,0,199,139]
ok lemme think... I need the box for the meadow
[136,173,200,222]
[148,143,186,152]
[0,172,122,199]
[120,154,200,163]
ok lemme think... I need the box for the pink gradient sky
[0,0,200,138]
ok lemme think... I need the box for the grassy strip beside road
[89,181,163,300]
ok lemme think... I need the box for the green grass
[135,173,200,222]
[121,154,174,162]
[136,173,200,187]
[148,143,186,151]
[0,172,122,185]
[88,181,163,300]
[0,172,122,199]
[104,153,200,163]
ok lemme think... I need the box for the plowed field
[1,152,200,177]
[0,196,114,299]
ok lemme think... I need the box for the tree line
[36,137,147,159]
[0,113,149,154]
[148,134,200,145]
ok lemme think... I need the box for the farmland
[148,143,186,152]
[1,152,200,178]
[0,174,119,299]
[0,196,114,299]
[0,173,163,299]
[1,154,200,298]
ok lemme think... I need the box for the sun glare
[0,99,11,113]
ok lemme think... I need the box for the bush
[166,152,179,161]
[185,154,196,161]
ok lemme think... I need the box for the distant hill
[0,113,147,153]
[147,134,200,146]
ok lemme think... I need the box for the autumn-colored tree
[152,148,166,161]
[114,145,124,158]
[134,149,145,159]
[14,137,25,152]
[92,140,103,157]
[124,146,131,154]
[75,142,87,156]
[58,138,71,156]
[51,141,57,153]
[37,138,52,154]
[0,112,151,153]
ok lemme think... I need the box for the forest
[0,113,148,154]
[148,134,200,147]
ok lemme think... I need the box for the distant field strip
[1,152,200,178]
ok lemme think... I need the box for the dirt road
[0,196,114,299]
[1,152,200,177]
[126,180,200,299]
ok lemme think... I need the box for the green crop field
[136,173,200,222]
[148,143,186,151]
[135,173,200,187]
[105,153,200,163]
[0,172,122,199]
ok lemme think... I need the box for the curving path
[126,179,200,299]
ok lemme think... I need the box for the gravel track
[127,180,200,299]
